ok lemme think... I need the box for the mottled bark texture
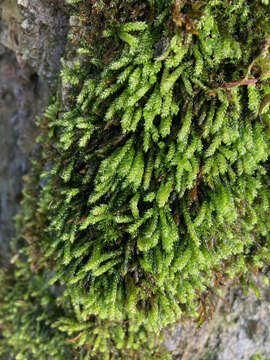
[0,1,269,359]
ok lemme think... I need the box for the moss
[0,262,74,360]
[250,353,270,360]
[1,0,270,359]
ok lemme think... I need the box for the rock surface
[0,0,68,265]
[0,0,68,81]
[0,1,269,359]
[163,274,270,359]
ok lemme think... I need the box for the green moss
[0,262,74,360]
[1,0,270,359]
[250,353,270,360]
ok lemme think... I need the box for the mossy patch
[1,1,270,359]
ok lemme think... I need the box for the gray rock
[162,275,270,360]
[1,0,68,82]
[0,0,68,264]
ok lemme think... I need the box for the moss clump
[250,354,270,360]
[1,0,270,359]
[0,262,74,360]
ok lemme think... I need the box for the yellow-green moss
[1,1,270,359]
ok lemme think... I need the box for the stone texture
[162,274,270,359]
[0,48,26,263]
[0,0,68,264]
[0,0,68,81]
